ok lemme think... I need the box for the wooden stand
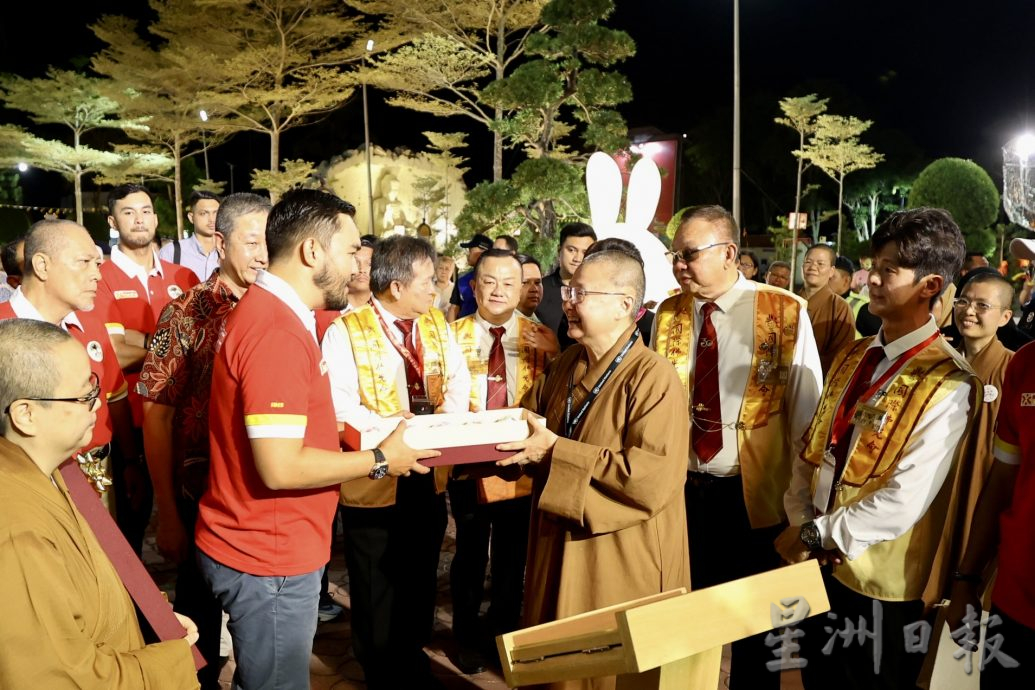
[497,560,829,689]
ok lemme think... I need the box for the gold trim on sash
[453,314,544,503]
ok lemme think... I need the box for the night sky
[1,0,1032,226]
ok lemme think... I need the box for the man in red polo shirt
[0,219,135,507]
[95,183,199,553]
[195,189,438,690]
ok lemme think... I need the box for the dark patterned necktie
[487,326,507,409]
[691,302,723,462]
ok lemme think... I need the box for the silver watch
[368,448,388,480]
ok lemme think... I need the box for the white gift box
[341,408,545,466]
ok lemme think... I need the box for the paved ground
[143,509,804,689]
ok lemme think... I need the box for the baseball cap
[460,233,492,251]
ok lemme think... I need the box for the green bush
[907,158,1000,238]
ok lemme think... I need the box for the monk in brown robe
[951,271,1015,589]
[0,319,200,689]
[800,244,856,374]
[498,250,691,690]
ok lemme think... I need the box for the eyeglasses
[665,242,730,266]
[953,298,1003,314]
[560,286,629,304]
[4,372,102,414]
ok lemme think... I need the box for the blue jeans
[198,550,321,690]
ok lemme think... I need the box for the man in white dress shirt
[777,207,979,690]
[448,248,551,673]
[322,234,471,690]
[651,205,823,690]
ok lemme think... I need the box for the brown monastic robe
[960,337,1013,599]
[0,438,198,689]
[519,325,691,690]
[803,284,856,375]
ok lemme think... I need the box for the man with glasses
[0,219,136,512]
[764,260,792,290]
[0,319,201,688]
[322,234,471,690]
[497,250,690,690]
[799,243,856,375]
[652,205,823,690]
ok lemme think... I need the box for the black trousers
[685,472,783,690]
[341,473,447,690]
[447,479,531,645]
[112,429,153,557]
[979,604,1031,688]
[173,499,224,690]
[800,571,927,690]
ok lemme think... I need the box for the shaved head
[24,219,91,272]
[805,244,837,264]
[963,272,1014,308]
[580,250,645,315]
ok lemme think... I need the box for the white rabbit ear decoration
[585,152,680,309]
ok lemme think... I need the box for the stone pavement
[143,509,804,690]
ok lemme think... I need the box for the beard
[315,262,351,311]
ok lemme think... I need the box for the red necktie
[394,319,426,403]
[691,302,723,462]
[826,346,885,509]
[487,326,508,409]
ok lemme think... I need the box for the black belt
[685,471,740,489]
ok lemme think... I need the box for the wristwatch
[799,520,822,551]
[368,448,388,480]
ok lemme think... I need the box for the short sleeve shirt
[0,296,127,452]
[990,344,1035,629]
[195,276,339,577]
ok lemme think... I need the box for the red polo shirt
[195,273,339,576]
[991,342,1035,630]
[95,247,198,425]
[0,295,127,452]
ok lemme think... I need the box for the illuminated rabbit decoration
[585,152,679,307]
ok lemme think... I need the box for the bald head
[0,319,72,435]
[24,219,94,277]
[962,272,1014,309]
[580,250,645,315]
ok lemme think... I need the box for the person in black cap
[448,233,493,321]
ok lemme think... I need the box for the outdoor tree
[908,157,1000,255]
[456,0,634,243]
[0,68,147,224]
[251,159,318,199]
[353,0,547,181]
[775,94,827,289]
[92,4,232,237]
[186,0,404,196]
[798,114,884,253]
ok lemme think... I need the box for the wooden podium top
[498,560,829,687]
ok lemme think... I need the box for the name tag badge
[851,403,888,433]
[113,290,139,300]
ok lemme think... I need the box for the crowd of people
[0,186,1032,690]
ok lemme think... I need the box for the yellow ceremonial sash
[653,287,798,429]
[801,337,964,486]
[653,285,804,528]
[453,314,546,503]
[335,304,453,507]
[799,335,978,603]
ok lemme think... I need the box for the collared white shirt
[158,234,220,282]
[252,269,317,343]
[685,272,823,476]
[109,245,165,298]
[470,311,520,407]
[784,317,972,560]
[322,297,471,428]
[9,287,83,332]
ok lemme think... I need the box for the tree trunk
[868,191,879,239]
[269,129,280,204]
[74,168,84,226]
[493,110,503,183]
[173,134,184,240]
[789,129,805,292]
[836,175,845,254]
